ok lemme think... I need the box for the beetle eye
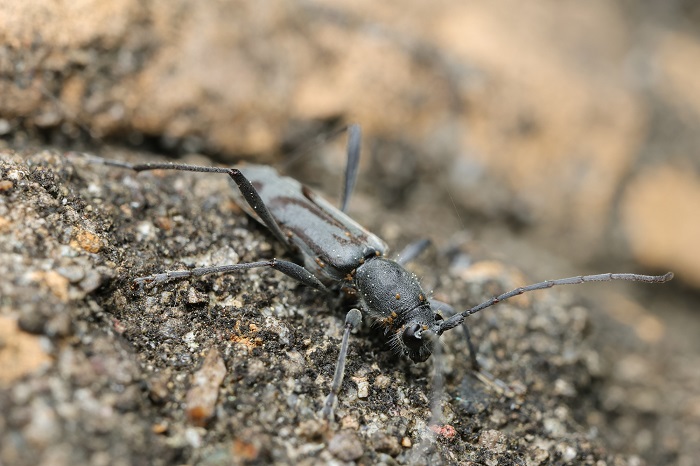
[402,323,423,349]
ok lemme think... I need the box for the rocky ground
[1,1,699,465]
[1,146,696,465]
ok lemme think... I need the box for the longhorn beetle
[85,124,673,420]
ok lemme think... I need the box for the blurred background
[2,0,699,287]
[1,0,698,463]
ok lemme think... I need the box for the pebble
[185,347,227,426]
[328,431,363,462]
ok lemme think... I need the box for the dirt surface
[1,1,699,465]
[0,148,696,465]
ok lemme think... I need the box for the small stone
[149,371,171,404]
[152,422,168,434]
[527,447,549,465]
[0,118,11,135]
[57,264,86,283]
[0,316,52,383]
[371,431,402,457]
[558,444,577,462]
[187,287,209,305]
[24,399,60,447]
[45,312,72,337]
[70,228,103,253]
[79,269,105,293]
[30,270,70,302]
[186,347,227,426]
[328,431,363,462]
[154,216,173,231]
[340,415,360,430]
[295,418,325,440]
[554,378,576,397]
[353,377,369,399]
[479,429,506,453]
[185,427,203,448]
[544,418,566,438]
[430,424,457,439]
[375,374,391,389]
[232,439,260,461]
[490,409,507,426]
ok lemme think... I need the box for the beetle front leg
[430,299,515,396]
[430,299,479,371]
[321,309,362,421]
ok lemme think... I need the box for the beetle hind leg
[133,259,328,292]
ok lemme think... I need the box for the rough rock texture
[1,1,699,465]
[0,148,697,465]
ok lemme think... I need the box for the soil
[1,146,697,465]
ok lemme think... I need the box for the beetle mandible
[87,124,673,420]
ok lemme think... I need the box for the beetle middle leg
[395,238,432,266]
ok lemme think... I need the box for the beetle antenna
[438,272,674,334]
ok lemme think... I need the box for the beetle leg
[395,239,432,266]
[80,155,292,249]
[430,299,479,371]
[226,168,290,247]
[134,258,327,292]
[339,124,361,213]
[322,309,362,421]
[430,298,518,397]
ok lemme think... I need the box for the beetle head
[400,322,433,362]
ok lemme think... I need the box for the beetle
[85,124,673,420]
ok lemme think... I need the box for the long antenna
[438,272,674,333]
